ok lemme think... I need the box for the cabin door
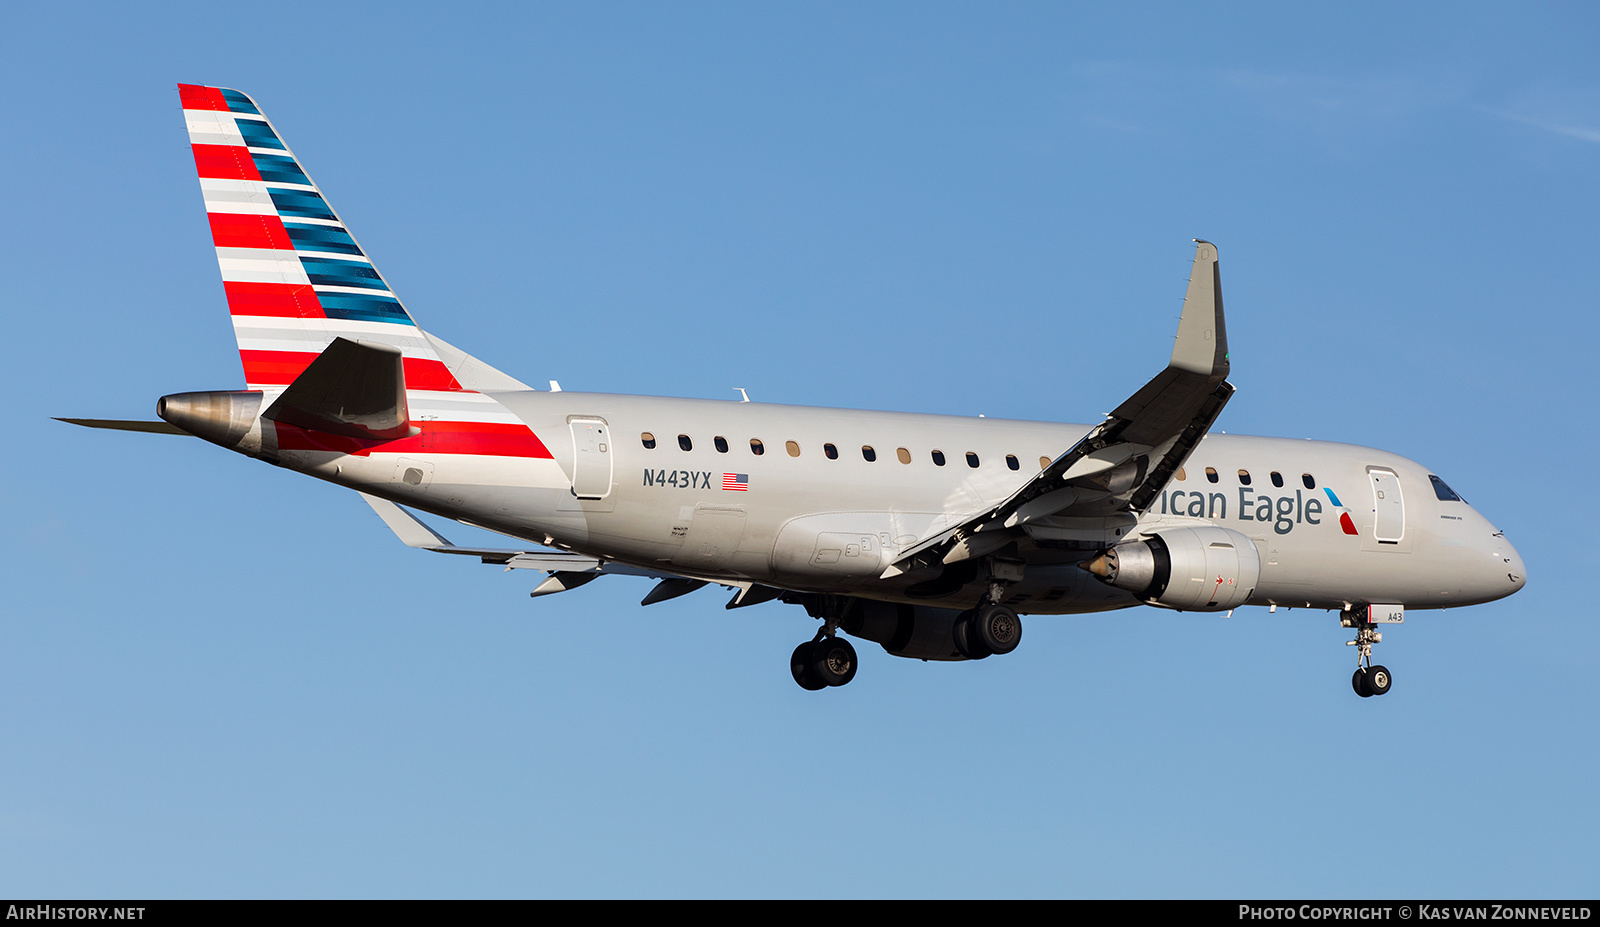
[1368,468,1404,544]
[568,417,613,500]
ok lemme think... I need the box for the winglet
[1169,240,1228,379]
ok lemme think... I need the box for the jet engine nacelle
[1087,525,1260,611]
[839,600,969,662]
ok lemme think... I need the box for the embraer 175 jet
[64,85,1527,696]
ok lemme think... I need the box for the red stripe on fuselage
[272,420,553,459]
[208,213,291,250]
[192,144,261,181]
[240,350,463,391]
[224,282,325,319]
[179,84,228,111]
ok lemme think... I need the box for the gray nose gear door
[568,416,613,500]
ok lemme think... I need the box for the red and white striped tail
[179,84,551,460]
[179,84,462,392]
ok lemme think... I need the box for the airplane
[61,84,1527,696]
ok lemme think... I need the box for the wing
[359,493,781,608]
[887,240,1234,575]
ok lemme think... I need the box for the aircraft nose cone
[1503,540,1527,592]
[1483,526,1528,598]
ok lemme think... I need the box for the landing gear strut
[1344,609,1393,698]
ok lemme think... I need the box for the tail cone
[156,391,263,450]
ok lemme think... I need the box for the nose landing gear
[1344,609,1394,697]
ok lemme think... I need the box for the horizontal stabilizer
[265,337,417,440]
[55,418,188,435]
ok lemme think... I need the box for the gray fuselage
[328,390,1526,616]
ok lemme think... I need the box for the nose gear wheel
[1344,614,1394,697]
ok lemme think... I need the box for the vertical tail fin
[179,84,462,392]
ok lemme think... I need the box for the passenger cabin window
[862,446,877,462]
[932,450,946,467]
[897,447,912,464]
[1301,473,1315,490]
[824,443,839,460]
[1005,454,1019,471]
[1238,469,1252,485]
[1270,471,1284,488]
[1205,467,1219,483]
[1040,456,1051,471]
[750,438,765,456]
[714,436,729,453]
[678,434,692,451]
[1430,475,1464,502]
[1176,468,1187,481]
[966,452,980,468]
[641,432,656,449]
[786,441,801,457]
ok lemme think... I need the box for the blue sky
[2,2,1596,898]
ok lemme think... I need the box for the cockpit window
[1430,475,1464,502]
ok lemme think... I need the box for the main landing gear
[786,576,1025,691]
[954,576,1024,660]
[953,602,1022,660]
[791,633,858,690]
[1344,609,1393,698]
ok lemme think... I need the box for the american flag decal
[722,473,749,491]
